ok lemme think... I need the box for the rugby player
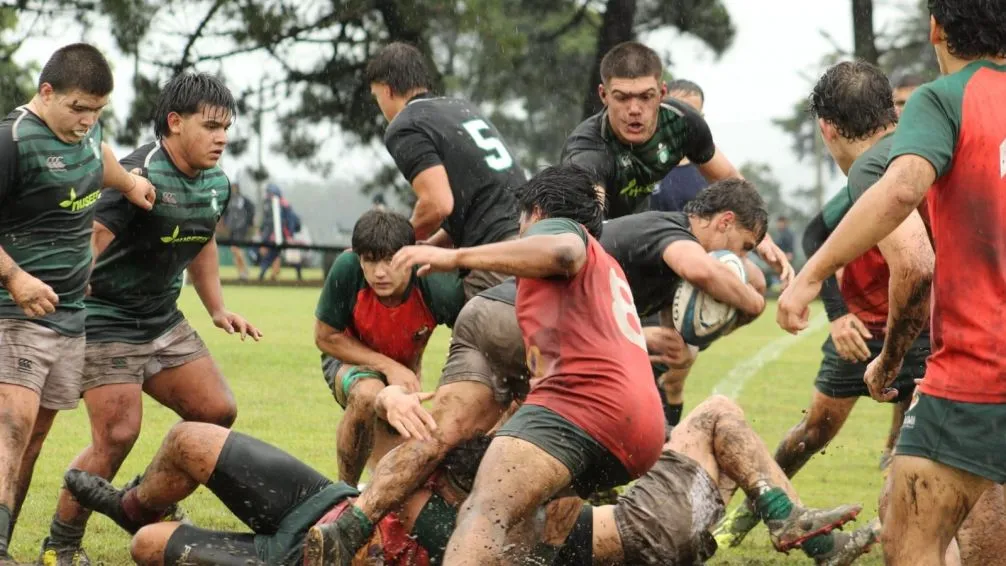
[366,42,526,299]
[299,178,772,561]
[0,43,157,563]
[893,73,926,117]
[40,72,259,565]
[62,392,874,566]
[314,209,464,485]
[559,41,793,282]
[778,1,1006,562]
[649,79,710,213]
[715,60,932,548]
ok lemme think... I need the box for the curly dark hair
[516,165,604,238]
[809,60,898,141]
[929,0,1006,59]
[683,179,768,243]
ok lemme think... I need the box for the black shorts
[169,431,357,565]
[496,404,631,498]
[815,333,929,403]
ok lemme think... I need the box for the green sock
[801,533,835,557]
[339,504,373,534]
[753,487,793,522]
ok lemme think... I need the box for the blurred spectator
[258,183,303,281]
[220,182,256,280]
[371,193,387,211]
[773,216,795,262]
[650,79,709,212]
[893,73,926,117]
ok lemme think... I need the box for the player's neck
[941,53,1006,75]
[160,136,199,178]
[388,88,431,120]
[840,125,896,174]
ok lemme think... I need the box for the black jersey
[384,93,525,248]
[600,211,699,317]
[561,98,716,219]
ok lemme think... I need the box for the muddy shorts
[0,319,84,410]
[614,449,724,565]
[816,332,929,403]
[438,294,529,405]
[81,320,210,391]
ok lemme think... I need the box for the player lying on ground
[63,393,874,566]
[314,209,463,485]
[40,72,261,566]
[314,178,774,559]
[714,60,932,549]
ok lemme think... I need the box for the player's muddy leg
[504,495,582,564]
[11,407,56,532]
[882,397,911,469]
[144,356,237,428]
[954,484,1006,566]
[365,420,403,478]
[444,436,571,566]
[50,384,143,547]
[334,369,385,485]
[0,385,40,553]
[881,455,990,566]
[774,391,856,477]
[657,367,689,426]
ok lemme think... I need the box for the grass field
[11,285,889,565]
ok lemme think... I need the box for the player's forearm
[453,234,585,279]
[688,265,765,316]
[804,159,931,284]
[878,215,935,369]
[410,198,448,241]
[315,327,405,375]
[91,222,115,262]
[100,143,139,194]
[424,228,454,248]
[187,239,227,316]
[0,247,23,289]
[802,215,849,321]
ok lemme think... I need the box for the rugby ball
[671,250,746,348]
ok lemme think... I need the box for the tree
[0,8,41,114]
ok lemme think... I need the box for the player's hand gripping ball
[671,250,745,348]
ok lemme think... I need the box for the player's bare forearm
[454,234,586,279]
[100,143,138,194]
[314,320,406,375]
[410,166,455,241]
[187,239,227,317]
[804,155,935,283]
[424,228,454,248]
[877,211,934,369]
[91,221,115,263]
[410,199,446,242]
[664,241,763,315]
[0,246,23,289]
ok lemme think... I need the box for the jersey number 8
[462,119,514,171]
[609,268,647,352]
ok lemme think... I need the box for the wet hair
[929,0,1006,60]
[153,72,236,139]
[809,60,898,141]
[516,165,604,238]
[351,209,415,260]
[667,78,704,102]
[894,73,926,89]
[683,179,768,243]
[600,41,663,83]
[364,42,435,96]
[38,43,113,96]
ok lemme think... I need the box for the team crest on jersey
[210,189,220,215]
[657,143,670,164]
[161,192,178,205]
[413,325,431,343]
[46,156,66,171]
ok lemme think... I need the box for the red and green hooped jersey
[889,60,1006,403]
[315,252,464,369]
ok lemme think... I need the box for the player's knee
[130,526,166,565]
[346,379,385,413]
[96,419,142,458]
[704,394,744,420]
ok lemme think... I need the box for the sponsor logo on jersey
[16,358,33,373]
[619,178,655,198]
[46,156,66,171]
[160,225,210,245]
[161,192,178,205]
[58,187,101,212]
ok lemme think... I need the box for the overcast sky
[14,0,923,201]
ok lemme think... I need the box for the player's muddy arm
[876,210,934,368]
[314,319,413,378]
[662,240,764,315]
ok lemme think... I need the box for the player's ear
[167,111,184,136]
[928,15,942,47]
[598,83,607,104]
[817,119,836,142]
[719,211,736,232]
[659,81,668,99]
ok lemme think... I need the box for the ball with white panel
[671,250,746,348]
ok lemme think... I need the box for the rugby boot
[63,470,151,534]
[37,538,90,566]
[767,502,862,552]
[816,519,881,566]
[711,500,760,548]
[302,510,372,566]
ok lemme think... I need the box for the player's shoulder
[121,141,162,169]
[564,111,607,148]
[388,95,466,132]
[4,107,49,142]
[849,133,895,190]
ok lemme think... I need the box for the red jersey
[516,220,664,477]
[890,61,1006,403]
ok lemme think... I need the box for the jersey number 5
[609,268,647,352]
[462,119,514,171]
